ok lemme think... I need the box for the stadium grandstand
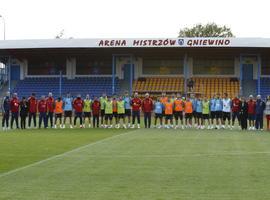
[0,37,269,99]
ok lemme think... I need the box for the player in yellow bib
[116,96,126,129]
[104,96,113,128]
[83,94,92,128]
[100,93,107,128]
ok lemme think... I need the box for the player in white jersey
[222,93,232,129]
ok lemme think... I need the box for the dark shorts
[210,111,216,119]
[105,114,113,120]
[162,110,165,117]
[215,111,223,119]
[84,112,91,118]
[101,109,105,117]
[165,114,173,120]
[125,109,131,117]
[118,113,125,119]
[185,113,192,119]
[203,114,209,119]
[196,112,203,119]
[55,113,62,118]
[193,111,197,118]
[248,114,255,121]
[64,111,72,117]
[174,111,183,120]
[75,112,82,117]
[113,112,118,118]
[155,113,163,119]
[223,112,231,121]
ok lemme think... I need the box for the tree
[178,23,234,37]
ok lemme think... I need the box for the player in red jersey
[91,96,101,128]
[73,94,84,128]
[142,93,154,128]
[10,93,20,129]
[46,92,54,128]
[231,95,241,129]
[131,92,142,128]
[247,95,256,130]
[28,93,38,128]
[38,95,47,128]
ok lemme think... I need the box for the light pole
[0,15,5,40]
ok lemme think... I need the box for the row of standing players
[1,91,270,131]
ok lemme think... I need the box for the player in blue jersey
[154,97,164,128]
[210,94,216,129]
[195,96,203,129]
[214,93,223,129]
[190,94,197,127]
[63,92,73,128]
[124,91,132,128]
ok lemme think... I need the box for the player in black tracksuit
[240,98,248,130]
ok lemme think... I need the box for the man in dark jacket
[20,97,28,129]
[2,92,10,130]
[255,95,266,130]
[239,97,248,130]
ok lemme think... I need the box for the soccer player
[63,93,73,128]
[104,96,113,128]
[195,96,203,129]
[28,93,38,128]
[46,92,54,128]
[202,96,210,129]
[247,95,256,130]
[210,94,216,129]
[83,94,92,128]
[124,92,132,128]
[38,95,47,129]
[20,97,28,129]
[265,96,270,131]
[153,97,163,128]
[255,95,265,131]
[142,93,153,129]
[112,96,118,127]
[116,96,126,129]
[10,93,20,129]
[231,95,241,129]
[73,94,84,128]
[174,93,185,129]
[239,97,248,130]
[214,93,223,129]
[160,92,168,125]
[131,92,142,129]
[100,93,107,128]
[54,97,64,128]
[222,93,232,129]
[184,96,193,128]
[92,96,101,128]
[2,92,10,130]
[190,94,197,128]
[164,97,174,128]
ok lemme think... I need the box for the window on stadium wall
[76,59,112,75]
[143,59,183,75]
[28,58,66,75]
[193,59,234,75]
[261,60,270,75]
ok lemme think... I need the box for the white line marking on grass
[0,129,138,179]
[65,151,270,159]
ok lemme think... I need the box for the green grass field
[1,128,270,200]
